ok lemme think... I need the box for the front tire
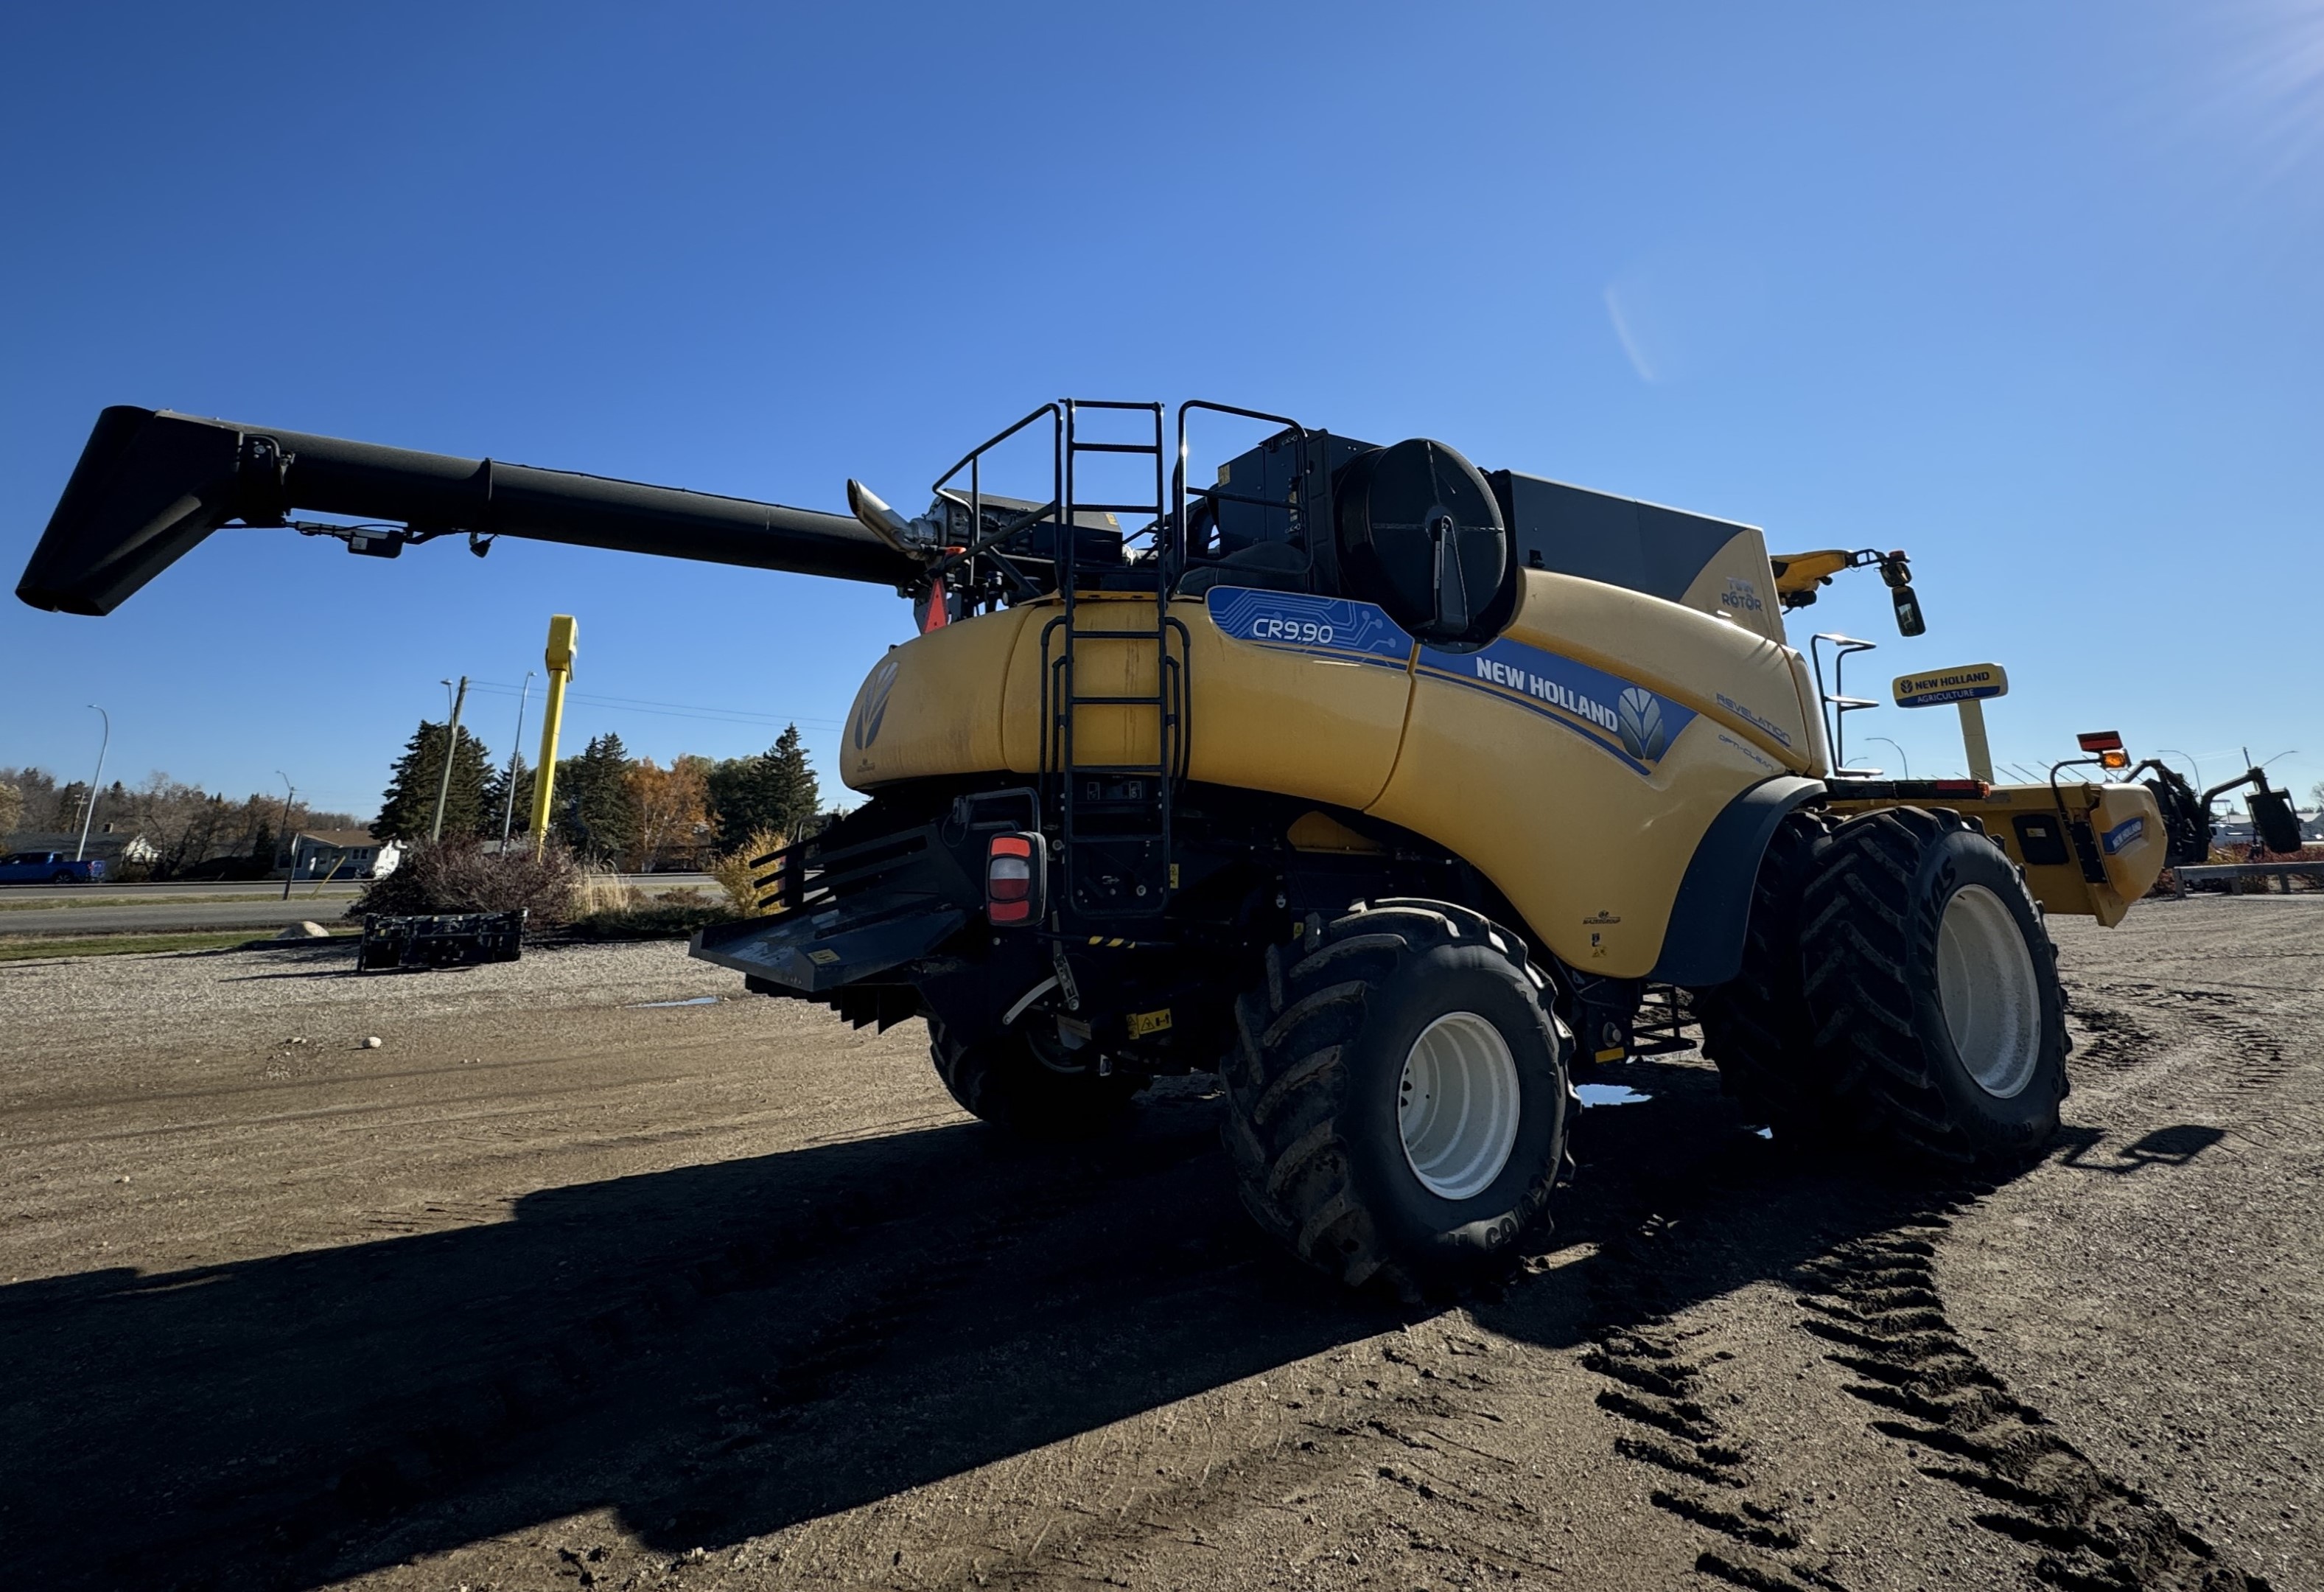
[1223,901,1571,1297]
[1799,807,2068,1166]
[928,1016,1141,1139]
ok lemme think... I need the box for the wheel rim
[1396,1011,1522,1201]
[1935,884,2042,1099]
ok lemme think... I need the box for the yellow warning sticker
[1127,1008,1173,1038]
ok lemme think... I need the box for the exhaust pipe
[17,407,921,615]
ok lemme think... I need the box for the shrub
[574,870,637,917]
[350,839,582,927]
[563,893,729,941]
[710,828,789,918]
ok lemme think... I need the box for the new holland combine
[24,399,2263,1296]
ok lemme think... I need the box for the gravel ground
[0,901,2315,1591]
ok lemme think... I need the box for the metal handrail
[1809,633,1880,773]
[1171,399,1306,590]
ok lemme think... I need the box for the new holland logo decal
[1205,585,1695,778]
[1419,638,1696,776]
[851,656,900,751]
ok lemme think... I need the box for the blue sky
[4,2,2319,819]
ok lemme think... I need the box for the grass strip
[0,930,357,963]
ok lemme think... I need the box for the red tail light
[2076,730,2124,752]
[985,832,1046,926]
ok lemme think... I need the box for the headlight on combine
[985,832,1047,927]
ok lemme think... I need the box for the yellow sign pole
[1957,699,1995,783]
[528,615,578,856]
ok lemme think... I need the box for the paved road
[0,873,713,905]
[0,897,361,936]
[0,873,716,937]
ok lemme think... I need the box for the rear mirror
[1891,583,1925,637]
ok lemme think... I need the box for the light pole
[1866,736,1911,779]
[500,671,534,848]
[2153,749,2203,792]
[430,676,469,842]
[276,772,298,899]
[74,705,111,861]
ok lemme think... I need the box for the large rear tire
[1222,901,1571,1297]
[928,1017,1141,1139]
[1799,807,2069,1167]
[1694,809,1842,1137]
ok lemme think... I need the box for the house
[293,830,402,880]
[1,828,158,865]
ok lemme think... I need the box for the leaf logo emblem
[853,657,901,751]
[1616,686,1667,762]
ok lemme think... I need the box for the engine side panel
[1675,527,1788,645]
[840,607,1029,789]
[840,573,1818,975]
[844,592,1418,815]
[1371,573,1805,976]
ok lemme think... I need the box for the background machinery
[21,400,2187,1295]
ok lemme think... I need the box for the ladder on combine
[1041,400,1186,922]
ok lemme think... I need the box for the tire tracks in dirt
[1581,1205,1852,1592]
[1567,972,2279,1591]
[1796,1214,2267,1591]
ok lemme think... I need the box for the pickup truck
[0,851,108,884]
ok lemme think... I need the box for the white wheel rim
[1935,884,2042,1099]
[1396,1011,1522,1201]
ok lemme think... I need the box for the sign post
[529,615,578,855]
[1891,663,2009,783]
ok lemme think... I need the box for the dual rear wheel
[1220,901,1573,1297]
[928,901,1575,1297]
[1701,805,2069,1166]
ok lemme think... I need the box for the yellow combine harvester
[21,399,2236,1296]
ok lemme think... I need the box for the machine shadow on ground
[1,1054,1972,1591]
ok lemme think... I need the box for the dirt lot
[1,900,2316,1592]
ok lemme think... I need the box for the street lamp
[2153,749,2203,792]
[500,670,535,848]
[74,705,109,862]
[431,676,469,842]
[1866,736,1910,779]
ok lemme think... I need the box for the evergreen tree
[706,725,822,847]
[480,755,536,845]
[374,720,494,840]
[553,733,637,863]
[763,725,821,837]
[50,781,91,836]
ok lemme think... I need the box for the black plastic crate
[357,910,527,972]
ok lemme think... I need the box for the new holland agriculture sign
[1892,663,2009,709]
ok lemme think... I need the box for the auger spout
[17,406,920,615]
